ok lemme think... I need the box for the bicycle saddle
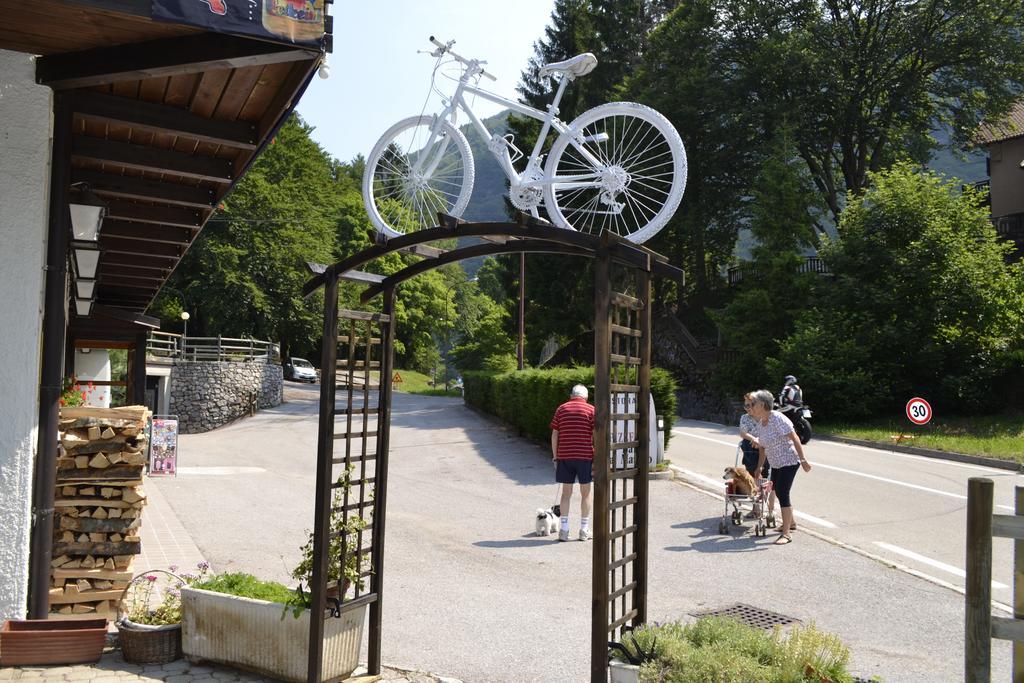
[539,53,598,79]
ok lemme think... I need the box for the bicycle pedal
[581,133,609,144]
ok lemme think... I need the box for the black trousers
[740,439,769,477]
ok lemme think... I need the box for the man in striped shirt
[550,384,596,542]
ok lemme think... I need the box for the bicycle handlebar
[428,36,497,81]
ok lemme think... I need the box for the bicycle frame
[411,65,605,196]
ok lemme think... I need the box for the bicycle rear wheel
[543,102,686,244]
[362,116,475,239]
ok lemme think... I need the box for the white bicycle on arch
[362,36,688,245]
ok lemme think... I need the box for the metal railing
[727,256,831,286]
[147,331,280,363]
[994,213,1024,239]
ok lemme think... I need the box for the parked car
[284,357,317,383]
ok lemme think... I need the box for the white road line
[793,510,837,529]
[874,541,1009,590]
[824,439,1013,474]
[671,466,837,528]
[675,477,1013,614]
[672,428,1015,511]
[673,423,1015,475]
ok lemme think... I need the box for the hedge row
[463,367,676,448]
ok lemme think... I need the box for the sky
[297,1,557,164]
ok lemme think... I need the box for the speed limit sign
[906,397,932,425]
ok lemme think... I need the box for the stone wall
[169,361,283,433]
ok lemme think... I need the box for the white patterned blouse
[758,411,800,468]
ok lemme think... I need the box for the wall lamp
[69,184,107,318]
[69,186,106,242]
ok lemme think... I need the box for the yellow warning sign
[392,372,403,383]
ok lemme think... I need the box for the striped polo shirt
[550,397,595,460]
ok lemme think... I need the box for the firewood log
[88,453,110,469]
[100,427,115,439]
[86,426,101,440]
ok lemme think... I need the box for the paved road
[153,386,1010,682]
[667,418,1023,604]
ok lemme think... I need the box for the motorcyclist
[779,375,803,409]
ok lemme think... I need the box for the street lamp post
[180,311,190,359]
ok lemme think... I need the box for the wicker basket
[116,570,184,664]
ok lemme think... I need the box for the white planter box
[609,660,640,683]
[181,587,365,683]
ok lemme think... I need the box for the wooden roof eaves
[36,32,321,90]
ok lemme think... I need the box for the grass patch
[192,572,295,605]
[615,617,861,682]
[392,368,459,397]
[817,411,1024,463]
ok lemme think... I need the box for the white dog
[535,507,559,536]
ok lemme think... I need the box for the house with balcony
[0,0,331,621]
[976,101,1024,260]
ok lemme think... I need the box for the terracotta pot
[0,619,107,666]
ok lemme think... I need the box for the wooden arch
[302,214,682,683]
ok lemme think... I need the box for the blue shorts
[556,459,593,485]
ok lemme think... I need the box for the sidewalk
[0,469,460,683]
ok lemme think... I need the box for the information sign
[149,416,179,476]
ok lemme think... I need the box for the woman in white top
[750,389,811,544]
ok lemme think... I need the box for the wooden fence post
[1015,486,1024,681]
[966,477,994,682]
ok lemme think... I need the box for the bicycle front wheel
[362,116,475,239]
[543,102,687,244]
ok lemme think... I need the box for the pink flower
[145,575,157,582]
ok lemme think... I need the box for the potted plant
[116,563,209,664]
[0,619,107,666]
[181,473,369,682]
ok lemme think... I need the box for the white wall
[0,49,53,619]
[74,349,112,408]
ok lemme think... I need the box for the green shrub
[463,367,677,448]
[192,572,295,605]
[616,617,860,683]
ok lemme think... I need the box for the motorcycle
[776,400,812,444]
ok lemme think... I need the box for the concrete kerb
[813,433,1022,472]
[668,464,1016,616]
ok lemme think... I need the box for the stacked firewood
[49,406,151,620]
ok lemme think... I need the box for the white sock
[580,517,590,531]
[560,516,569,531]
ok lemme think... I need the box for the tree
[769,164,1024,418]
[728,0,1024,221]
[711,136,821,394]
[156,115,340,361]
[624,0,767,301]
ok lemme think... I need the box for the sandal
[774,535,792,545]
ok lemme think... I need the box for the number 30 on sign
[906,397,932,425]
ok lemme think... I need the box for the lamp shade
[75,278,96,299]
[74,298,92,317]
[72,244,100,279]
[68,188,106,242]
[69,203,104,241]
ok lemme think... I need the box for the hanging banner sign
[149,416,179,476]
[151,0,326,48]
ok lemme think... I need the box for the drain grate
[688,603,800,630]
